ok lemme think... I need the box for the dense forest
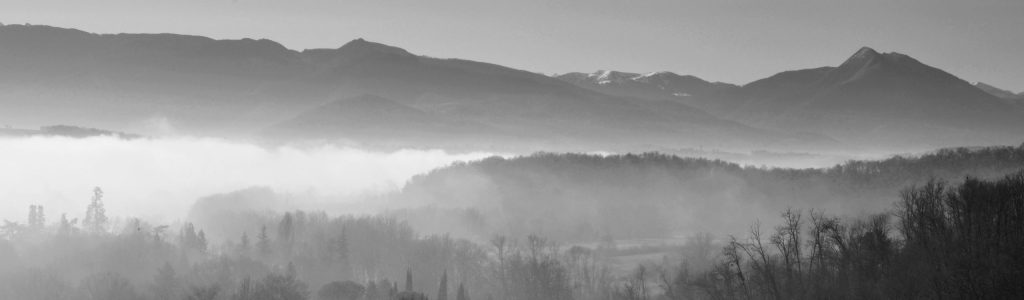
[2,145,1023,299]
[393,144,1024,240]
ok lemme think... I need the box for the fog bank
[0,136,493,223]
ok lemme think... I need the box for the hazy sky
[1,0,1022,91]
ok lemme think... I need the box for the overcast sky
[1,0,1022,91]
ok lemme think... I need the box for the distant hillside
[976,82,1024,108]
[390,144,1024,241]
[0,125,141,139]
[263,94,504,144]
[975,82,1020,99]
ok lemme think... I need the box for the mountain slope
[764,47,1024,148]
[0,24,818,151]
[976,82,1024,103]
[264,94,503,144]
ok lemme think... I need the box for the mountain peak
[590,70,641,84]
[839,46,884,69]
[337,38,412,57]
[819,46,899,86]
[638,71,679,78]
[852,46,880,59]
[635,71,715,86]
[975,82,1021,99]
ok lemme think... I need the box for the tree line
[1,188,622,299]
[649,170,1024,299]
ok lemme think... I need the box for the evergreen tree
[258,225,272,257]
[279,213,295,245]
[197,230,208,253]
[37,206,44,228]
[57,213,74,236]
[27,205,44,230]
[180,223,199,250]
[83,187,107,234]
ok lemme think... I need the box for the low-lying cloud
[0,136,494,223]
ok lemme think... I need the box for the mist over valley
[2,5,1024,298]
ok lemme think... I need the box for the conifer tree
[279,213,294,243]
[27,205,44,230]
[258,225,272,256]
[57,213,73,236]
[37,205,44,228]
[84,187,107,233]
[28,205,35,226]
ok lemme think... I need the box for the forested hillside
[394,144,1024,240]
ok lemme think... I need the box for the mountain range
[556,47,1024,150]
[1,23,1021,152]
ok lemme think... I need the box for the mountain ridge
[555,46,1024,151]
[0,23,823,152]
[1,24,1016,152]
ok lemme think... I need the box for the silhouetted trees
[894,171,1024,298]
[662,170,1024,299]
